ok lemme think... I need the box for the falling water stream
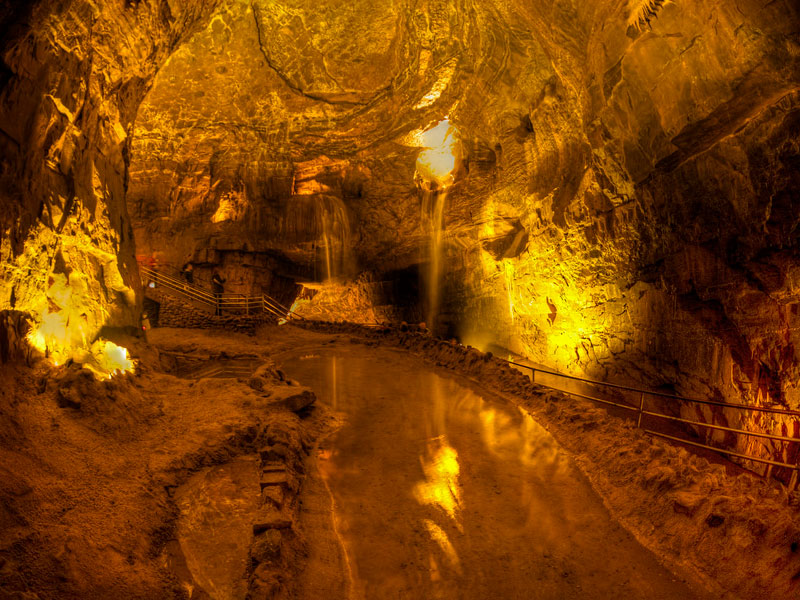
[317,196,351,283]
[280,343,708,600]
[416,118,457,331]
[423,188,448,331]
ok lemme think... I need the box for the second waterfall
[414,118,460,333]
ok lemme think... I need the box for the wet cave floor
[272,342,709,600]
[4,325,793,600]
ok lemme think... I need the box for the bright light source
[26,280,136,380]
[415,119,459,188]
[86,340,135,380]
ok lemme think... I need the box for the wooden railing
[140,266,302,321]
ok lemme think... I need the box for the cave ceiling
[128,0,560,269]
[129,0,800,281]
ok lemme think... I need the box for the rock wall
[0,310,32,364]
[150,291,273,334]
[450,0,800,471]
[0,0,221,358]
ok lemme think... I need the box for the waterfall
[423,187,448,331]
[316,196,351,283]
[414,117,459,331]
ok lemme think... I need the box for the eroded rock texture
[3,0,800,470]
[0,0,220,356]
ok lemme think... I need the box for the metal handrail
[645,430,799,470]
[505,359,800,417]
[140,265,302,320]
[641,410,800,443]
[500,358,800,478]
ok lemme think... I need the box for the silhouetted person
[181,262,194,284]
[212,271,225,315]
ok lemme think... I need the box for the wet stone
[249,376,265,391]
[260,470,289,489]
[272,390,316,413]
[260,462,286,473]
[249,564,281,600]
[252,506,292,533]
[57,387,82,409]
[251,528,282,563]
[671,490,704,516]
[261,486,284,508]
[259,444,289,461]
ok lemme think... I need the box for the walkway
[280,344,710,600]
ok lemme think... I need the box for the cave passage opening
[119,0,800,486]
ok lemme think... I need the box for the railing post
[790,449,800,493]
[530,367,535,383]
[637,392,645,428]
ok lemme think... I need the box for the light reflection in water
[414,374,465,582]
[413,437,462,522]
[283,352,699,600]
[478,406,562,470]
[423,519,462,574]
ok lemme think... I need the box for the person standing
[181,262,194,284]
[211,271,226,315]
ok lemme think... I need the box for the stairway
[140,266,298,320]
[140,266,301,333]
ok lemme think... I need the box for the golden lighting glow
[414,119,459,187]
[278,298,303,325]
[478,406,563,469]
[84,340,136,380]
[292,156,348,196]
[413,58,457,110]
[24,272,135,379]
[27,317,136,379]
[27,318,136,379]
[422,519,462,574]
[471,191,607,374]
[413,436,462,522]
[211,192,245,223]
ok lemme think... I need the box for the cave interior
[1,0,800,598]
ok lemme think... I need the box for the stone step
[260,470,290,489]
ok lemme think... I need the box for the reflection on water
[423,518,461,576]
[413,438,462,523]
[283,349,703,600]
[480,406,562,469]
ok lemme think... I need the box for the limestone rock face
[0,0,221,354]
[3,1,800,469]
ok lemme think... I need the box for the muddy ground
[0,323,798,599]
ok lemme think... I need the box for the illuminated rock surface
[1,0,221,371]
[1,0,800,597]
[125,0,800,469]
